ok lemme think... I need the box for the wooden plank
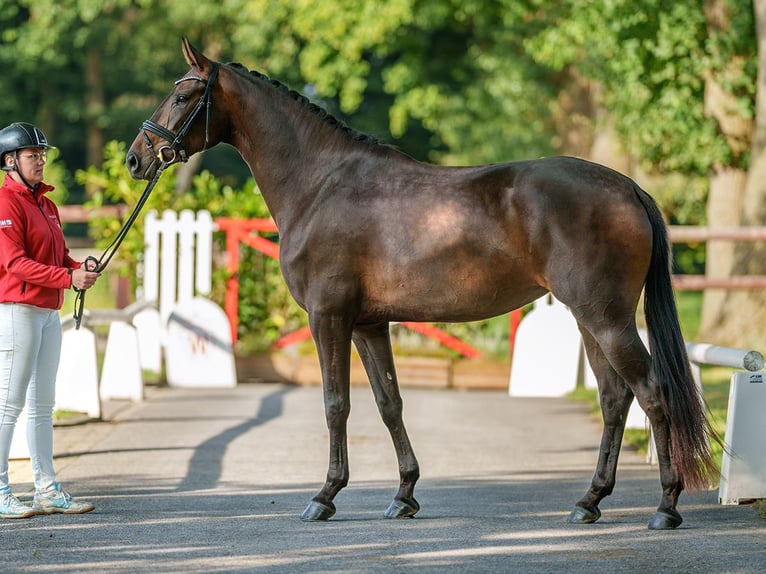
[668,226,766,242]
[672,275,766,290]
[59,204,127,222]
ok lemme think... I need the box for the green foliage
[78,141,306,352]
[1,0,757,175]
[521,0,757,174]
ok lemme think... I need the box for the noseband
[141,63,220,163]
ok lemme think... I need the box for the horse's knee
[376,395,403,425]
[324,396,350,424]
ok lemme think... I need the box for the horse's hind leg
[574,319,684,529]
[568,328,635,524]
[352,322,420,518]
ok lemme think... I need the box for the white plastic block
[133,307,162,374]
[165,297,236,388]
[509,295,582,397]
[99,322,143,401]
[55,327,101,418]
[719,371,766,505]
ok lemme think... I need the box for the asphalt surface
[3,382,764,573]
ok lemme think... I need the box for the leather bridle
[141,63,220,164]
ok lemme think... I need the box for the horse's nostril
[126,151,138,174]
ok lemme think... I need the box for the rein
[73,64,220,329]
[72,163,167,329]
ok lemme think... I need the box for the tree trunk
[85,47,105,196]
[551,67,594,158]
[708,0,766,348]
[589,84,634,175]
[699,167,747,337]
[173,153,204,195]
[697,0,758,344]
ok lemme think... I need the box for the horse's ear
[181,37,212,73]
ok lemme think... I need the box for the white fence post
[159,209,179,327]
[629,338,764,466]
[141,210,160,303]
[195,210,213,296]
[55,326,101,418]
[141,209,216,323]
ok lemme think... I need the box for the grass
[52,409,91,423]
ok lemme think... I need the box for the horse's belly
[361,264,545,322]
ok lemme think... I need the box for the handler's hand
[71,268,100,290]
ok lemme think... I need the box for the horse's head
[126,38,225,180]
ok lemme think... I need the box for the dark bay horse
[127,39,718,530]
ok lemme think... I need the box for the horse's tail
[634,185,719,491]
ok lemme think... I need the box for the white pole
[685,343,764,372]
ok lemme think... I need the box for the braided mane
[227,62,379,146]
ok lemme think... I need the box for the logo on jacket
[0,218,12,228]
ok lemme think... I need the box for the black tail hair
[634,185,719,490]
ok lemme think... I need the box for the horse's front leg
[301,312,354,522]
[352,322,420,518]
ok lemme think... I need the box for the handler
[0,122,99,518]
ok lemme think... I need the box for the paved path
[4,383,764,573]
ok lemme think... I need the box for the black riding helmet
[0,122,56,172]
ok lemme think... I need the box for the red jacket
[0,173,80,310]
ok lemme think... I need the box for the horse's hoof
[384,497,420,519]
[300,500,336,521]
[648,511,682,530]
[567,505,601,524]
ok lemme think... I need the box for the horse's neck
[228,79,350,230]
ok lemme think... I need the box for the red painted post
[223,226,241,343]
[217,218,280,343]
[509,308,522,359]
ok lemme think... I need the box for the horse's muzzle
[126,150,152,181]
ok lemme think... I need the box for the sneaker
[0,488,35,519]
[32,483,95,515]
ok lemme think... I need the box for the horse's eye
[174,94,189,105]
